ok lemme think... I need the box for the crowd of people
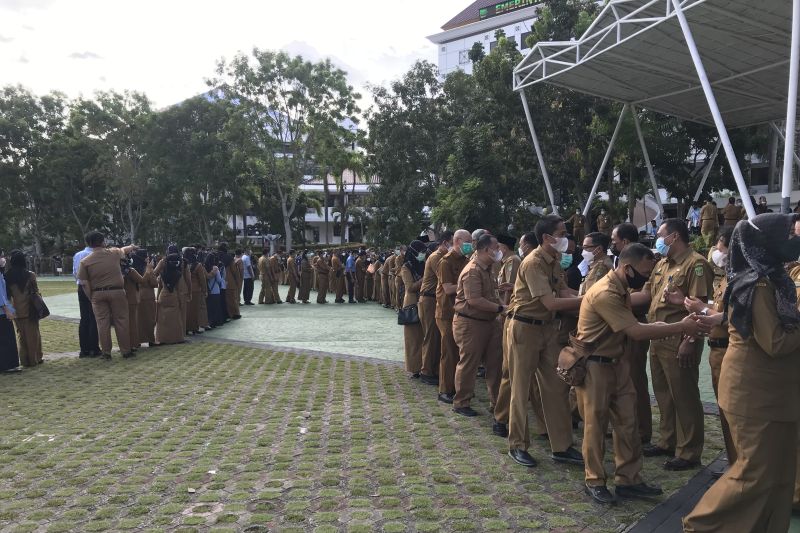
[2,208,800,529]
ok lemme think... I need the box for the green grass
[38,280,76,298]
[0,319,726,531]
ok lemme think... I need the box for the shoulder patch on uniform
[694,265,704,277]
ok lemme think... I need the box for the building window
[521,31,532,49]
[441,46,446,52]
[458,50,470,65]
[333,223,342,237]
[489,41,497,52]
[508,36,517,48]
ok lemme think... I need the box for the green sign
[479,0,537,20]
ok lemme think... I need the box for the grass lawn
[37,280,77,299]
[0,319,725,532]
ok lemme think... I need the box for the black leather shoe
[122,352,136,359]
[508,448,537,468]
[664,457,701,471]
[101,353,112,361]
[615,482,663,500]
[585,484,616,505]
[79,351,90,358]
[420,374,438,386]
[410,373,420,379]
[552,446,584,465]
[453,406,478,417]
[437,392,454,404]
[642,444,675,457]
[492,421,508,438]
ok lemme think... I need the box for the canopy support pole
[670,0,756,219]
[782,0,800,213]
[583,104,628,216]
[630,104,664,217]
[693,140,722,202]
[519,87,558,214]
[769,122,800,168]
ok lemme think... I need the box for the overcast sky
[0,0,463,111]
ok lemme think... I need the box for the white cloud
[68,51,102,60]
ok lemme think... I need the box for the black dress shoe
[437,392,455,404]
[410,372,420,379]
[615,482,663,500]
[79,351,90,358]
[492,421,508,438]
[664,457,701,471]
[552,446,584,465]
[453,406,478,417]
[585,484,617,505]
[508,448,537,468]
[122,352,136,359]
[642,444,675,457]
[420,374,438,386]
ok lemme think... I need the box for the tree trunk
[126,197,136,243]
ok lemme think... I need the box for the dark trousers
[78,286,100,354]
[0,316,19,371]
[243,278,255,304]
[206,294,224,326]
[346,273,355,302]
[219,289,229,321]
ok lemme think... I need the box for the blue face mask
[560,253,573,269]
[655,235,671,256]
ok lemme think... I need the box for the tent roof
[513,0,795,128]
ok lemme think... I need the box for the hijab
[162,253,182,292]
[404,240,427,279]
[725,213,800,339]
[4,250,30,296]
[132,250,148,276]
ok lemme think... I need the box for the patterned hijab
[724,213,800,339]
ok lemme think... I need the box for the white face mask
[0,258,5,268]
[552,237,569,253]
[711,249,727,268]
[518,248,524,257]
[581,249,595,264]
[394,249,401,256]
[493,250,503,262]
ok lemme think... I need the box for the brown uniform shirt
[597,214,611,231]
[286,256,299,281]
[579,256,614,296]
[508,246,567,321]
[567,213,586,230]
[790,264,800,301]
[709,276,728,340]
[576,271,638,358]
[258,255,269,278]
[722,204,740,224]
[400,265,422,307]
[420,248,444,297]
[315,256,330,275]
[499,253,521,305]
[7,272,40,320]
[454,258,500,321]
[700,203,718,227]
[384,255,396,281]
[78,248,126,291]
[435,251,468,320]
[644,247,713,326]
[720,279,800,421]
[124,268,144,305]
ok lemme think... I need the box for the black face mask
[778,236,800,263]
[625,265,649,290]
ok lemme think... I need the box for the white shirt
[242,254,253,279]
[73,247,93,286]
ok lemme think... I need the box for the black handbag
[29,278,50,321]
[397,304,420,325]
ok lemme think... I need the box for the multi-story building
[427,0,540,77]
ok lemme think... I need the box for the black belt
[708,338,729,349]
[421,291,436,298]
[455,312,491,322]
[94,286,123,292]
[587,355,616,364]
[510,314,546,326]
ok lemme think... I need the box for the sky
[0,0,464,112]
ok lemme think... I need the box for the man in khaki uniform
[258,250,270,304]
[354,251,366,302]
[505,215,583,468]
[635,218,713,470]
[285,251,298,304]
[699,199,719,242]
[435,229,471,403]
[331,252,345,303]
[579,232,614,296]
[596,209,612,236]
[268,252,283,304]
[393,245,407,309]
[315,253,330,304]
[576,243,703,504]
[722,197,740,227]
[418,232,452,386]
[452,234,504,416]
[385,253,397,309]
[77,231,137,359]
[566,209,587,243]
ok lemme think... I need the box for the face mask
[460,243,474,256]
[655,235,671,256]
[416,253,426,262]
[777,236,800,263]
[493,250,503,262]
[560,253,573,269]
[552,237,568,253]
[394,250,401,256]
[518,248,524,257]
[711,249,727,268]
[625,265,650,290]
[581,249,595,263]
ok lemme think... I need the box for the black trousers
[346,273,355,302]
[78,286,100,354]
[0,316,19,371]
[206,294,224,326]
[243,278,255,304]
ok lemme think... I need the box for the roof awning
[513,0,795,129]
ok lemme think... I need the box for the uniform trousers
[626,336,652,444]
[436,318,458,395]
[701,223,718,244]
[576,359,643,487]
[78,286,100,354]
[14,317,42,367]
[138,297,156,345]
[286,277,297,303]
[683,414,796,533]
[91,289,130,355]
[224,284,239,317]
[356,274,365,301]
[506,318,573,453]
[650,340,704,461]
[389,277,397,308]
[127,303,140,349]
[258,276,268,304]
[270,279,282,303]
[346,273,355,302]
[418,296,440,377]
[403,322,423,374]
[316,276,329,303]
[186,292,201,333]
[708,346,736,464]
[452,315,501,409]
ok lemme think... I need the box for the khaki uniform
[286,255,298,303]
[267,255,283,304]
[452,258,502,409]
[78,248,130,355]
[707,277,735,464]
[685,279,800,532]
[597,214,612,236]
[331,255,345,302]
[579,256,614,296]
[383,256,396,308]
[700,202,719,241]
[315,257,330,303]
[224,259,241,317]
[8,273,43,367]
[153,260,190,345]
[187,263,207,333]
[123,268,144,349]
[575,271,643,487]
[567,213,587,242]
[355,257,366,301]
[258,255,270,304]
[419,249,444,378]
[435,251,469,395]
[298,258,313,302]
[707,246,726,291]
[400,265,423,374]
[138,270,158,345]
[505,247,574,453]
[393,257,405,310]
[722,203,741,227]
[626,289,652,444]
[644,248,713,461]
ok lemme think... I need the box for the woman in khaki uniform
[315,254,330,304]
[137,254,158,347]
[400,241,427,377]
[184,248,207,334]
[4,251,43,367]
[154,252,187,345]
[684,213,800,533]
[122,256,145,352]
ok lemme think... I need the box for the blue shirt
[207,270,224,295]
[73,247,93,285]
[242,255,253,279]
[345,256,356,273]
[0,274,14,318]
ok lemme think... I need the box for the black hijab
[162,253,182,292]
[4,250,29,296]
[404,240,427,279]
[725,213,800,339]
[132,250,147,276]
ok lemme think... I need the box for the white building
[427,0,540,77]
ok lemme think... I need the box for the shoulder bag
[28,276,50,321]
